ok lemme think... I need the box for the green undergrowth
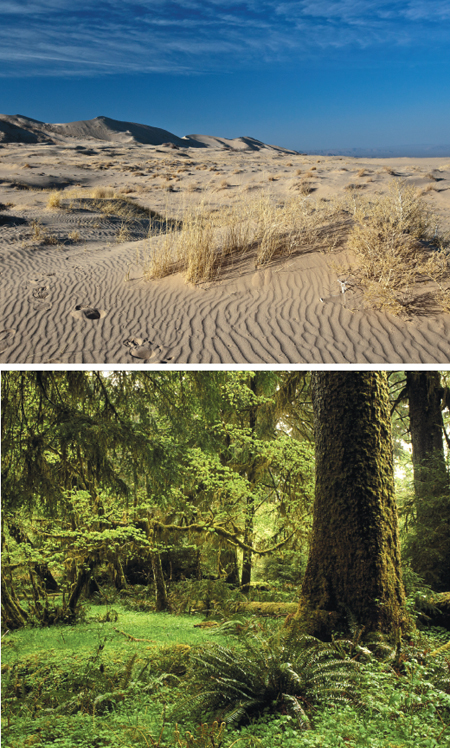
[2,607,449,748]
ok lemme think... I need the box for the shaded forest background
[2,370,450,630]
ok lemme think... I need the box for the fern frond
[120,653,137,689]
[176,628,358,728]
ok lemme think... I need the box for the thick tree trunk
[297,372,406,639]
[407,372,447,499]
[406,372,450,590]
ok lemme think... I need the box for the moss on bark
[296,372,406,639]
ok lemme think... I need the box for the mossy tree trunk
[1,577,30,629]
[240,375,260,593]
[68,559,97,615]
[151,550,168,611]
[406,372,450,590]
[219,546,240,586]
[241,485,256,593]
[297,372,406,639]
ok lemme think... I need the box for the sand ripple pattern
[1,239,450,364]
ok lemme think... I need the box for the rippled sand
[1,139,449,364]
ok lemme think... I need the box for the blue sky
[1,1,450,150]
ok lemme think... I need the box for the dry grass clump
[183,209,218,283]
[382,166,396,176]
[47,191,62,209]
[145,193,346,284]
[68,230,81,242]
[297,182,315,196]
[31,220,58,246]
[91,186,116,199]
[426,172,439,181]
[267,175,277,181]
[116,222,132,242]
[345,180,450,315]
[143,227,179,280]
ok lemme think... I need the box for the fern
[177,626,358,729]
[120,653,137,689]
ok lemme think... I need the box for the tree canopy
[1,370,449,637]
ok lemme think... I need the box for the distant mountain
[305,144,450,158]
[0,114,296,153]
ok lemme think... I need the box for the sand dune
[0,115,295,152]
[1,134,449,364]
[184,133,296,153]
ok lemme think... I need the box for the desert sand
[1,116,450,364]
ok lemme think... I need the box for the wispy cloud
[1,1,449,77]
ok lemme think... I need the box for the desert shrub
[345,180,450,314]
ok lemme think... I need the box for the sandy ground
[1,139,450,364]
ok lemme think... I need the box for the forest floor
[1,603,449,748]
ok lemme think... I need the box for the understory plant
[177,626,358,730]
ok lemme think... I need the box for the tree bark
[1,578,29,629]
[240,375,260,593]
[406,372,450,590]
[219,546,240,586]
[407,372,447,498]
[151,550,168,611]
[297,372,406,639]
[68,559,96,614]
